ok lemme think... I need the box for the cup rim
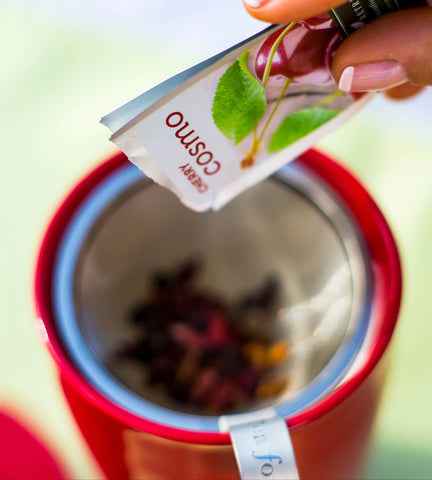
[34,149,402,445]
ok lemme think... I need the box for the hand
[242,0,432,99]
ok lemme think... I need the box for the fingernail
[243,0,268,8]
[338,60,408,92]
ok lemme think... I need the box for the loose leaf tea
[118,260,291,414]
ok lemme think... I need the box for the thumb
[243,0,349,23]
[332,8,432,98]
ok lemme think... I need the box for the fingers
[242,0,346,23]
[331,8,432,95]
[384,83,425,101]
[243,1,432,99]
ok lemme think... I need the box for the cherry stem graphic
[241,23,297,168]
[240,22,342,169]
[315,89,344,107]
[262,22,296,88]
[258,77,292,144]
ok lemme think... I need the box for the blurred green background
[0,2,431,478]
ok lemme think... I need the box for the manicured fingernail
[243,0,268,8]
[338,60,408,92]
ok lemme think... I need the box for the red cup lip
[34,149,402,445]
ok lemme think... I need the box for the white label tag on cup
[101,19,373,212]
[222,412,299,480]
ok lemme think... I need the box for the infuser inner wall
[53,162,370,425]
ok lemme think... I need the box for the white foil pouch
[101,18,372,211]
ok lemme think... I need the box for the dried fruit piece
[265,340,290,367]
[118,259,292,414]
[256,375,289,399]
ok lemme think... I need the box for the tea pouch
[101,21,372,211]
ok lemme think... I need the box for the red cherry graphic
[255,15,343,86]
[297,13,334,30]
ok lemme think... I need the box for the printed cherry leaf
[212,51,267,145]
[268,107,340,153]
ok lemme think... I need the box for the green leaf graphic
[268,107,340,153]
[212,51,267,145]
